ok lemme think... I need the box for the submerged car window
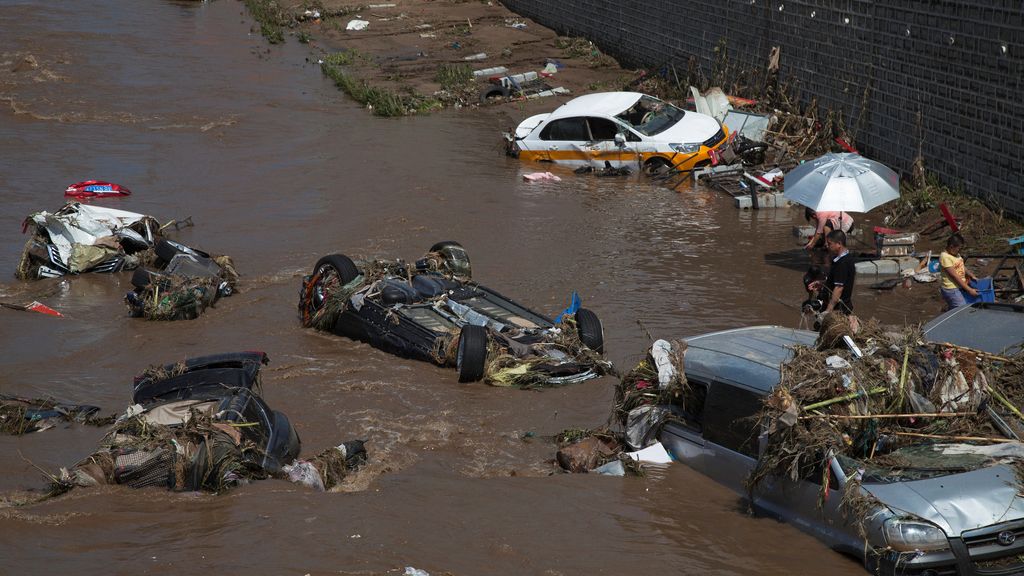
[587,117,620,140]
[702,382,761,457]
[616,96,685,137]
[540,118,589,141]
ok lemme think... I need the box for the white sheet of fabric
[650,339,676,387]
[346,19,369,30]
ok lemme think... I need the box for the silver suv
[660,324,1024,575]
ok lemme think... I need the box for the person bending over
[804,207,854,252]
[807,230,856,315]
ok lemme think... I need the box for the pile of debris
[0,395,113,435]
[752,314,1024,525]
[554,338,688,474]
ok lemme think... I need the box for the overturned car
[298,242,610,387]
[57,351,365,494]
[124,239,238,321]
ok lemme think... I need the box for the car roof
[923,302,1024,356]
[547,92,645,121]
[684,326,817,393]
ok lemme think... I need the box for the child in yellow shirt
[939,233,977,309]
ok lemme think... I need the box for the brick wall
[503,0,1024,217]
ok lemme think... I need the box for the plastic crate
[963,277,996,304]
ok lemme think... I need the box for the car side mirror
[614,133,626,147]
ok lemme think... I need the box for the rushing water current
[0,1,938,574]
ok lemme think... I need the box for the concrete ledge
[735,192,793,209]
[855,256,922,276]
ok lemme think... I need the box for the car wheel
[457,325,488,383]
[311,253,359,306]
[480,85,510,103]
[430,241,471,279]
[643,157,672,176]
[154,239,209,265]
[574,308,604,354]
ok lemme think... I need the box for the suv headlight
[670,142,701,153]
[882,518,949,551]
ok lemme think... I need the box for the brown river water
[0,1,939,574]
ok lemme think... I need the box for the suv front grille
[962,520,1024,574]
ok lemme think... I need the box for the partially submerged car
[298,242,610,386]
[17,202,161,279]
[505,92,729,174]
[621,323,1024,575]
[124,239,238,320]
[58,351,365,494]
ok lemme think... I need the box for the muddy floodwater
[0,2,939,574]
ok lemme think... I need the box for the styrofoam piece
[626,442,673,464]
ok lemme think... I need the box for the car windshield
[836,443,995,483]
[615,95,685,136]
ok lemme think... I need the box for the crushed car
[124,239,238,321]
[55,351,366,495]
[615,314,1024,575]
[504,92,729,175]
[17,202,161,279]
[298,242,611,387]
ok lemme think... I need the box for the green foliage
[435,63,473,90]
[244,0,288,44]
[320,60,440,117]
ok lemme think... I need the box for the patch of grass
[322,50,362,67]
[320,59,441,117]
[296,31,312,44]
[243,0,288,44]
[435,63,473,90]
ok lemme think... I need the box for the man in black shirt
[821,230,856,314]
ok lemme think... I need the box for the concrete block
[856,259,901,276]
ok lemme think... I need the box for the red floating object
[64,180,131,198]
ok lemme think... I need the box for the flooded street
[0,1,937,574]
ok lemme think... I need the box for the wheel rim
[312,264,340,310]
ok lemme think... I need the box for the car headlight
[882,518,949,551]
[669,142,701,154]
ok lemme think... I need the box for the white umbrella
[783,152,900,213]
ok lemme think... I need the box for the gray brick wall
[504,0,1024,217]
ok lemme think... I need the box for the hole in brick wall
[1001,43,1009,54]
[843,16,850,24]
[810,10,816,17]
[778,4,784,11]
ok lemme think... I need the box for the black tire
[575,308,604,354]
[456,325,488,383]
[429,241,463,253]
[643,157,672,176]
[154,239,209,265]
[309,254,360,311]
[480,85,510,103]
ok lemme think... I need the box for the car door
[536,117,590,165]
[699,380,761,494]
[659,379,709,473]
[585,117,642,168]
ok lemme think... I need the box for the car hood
[654,111,721,144]
[863,464,1024,536]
